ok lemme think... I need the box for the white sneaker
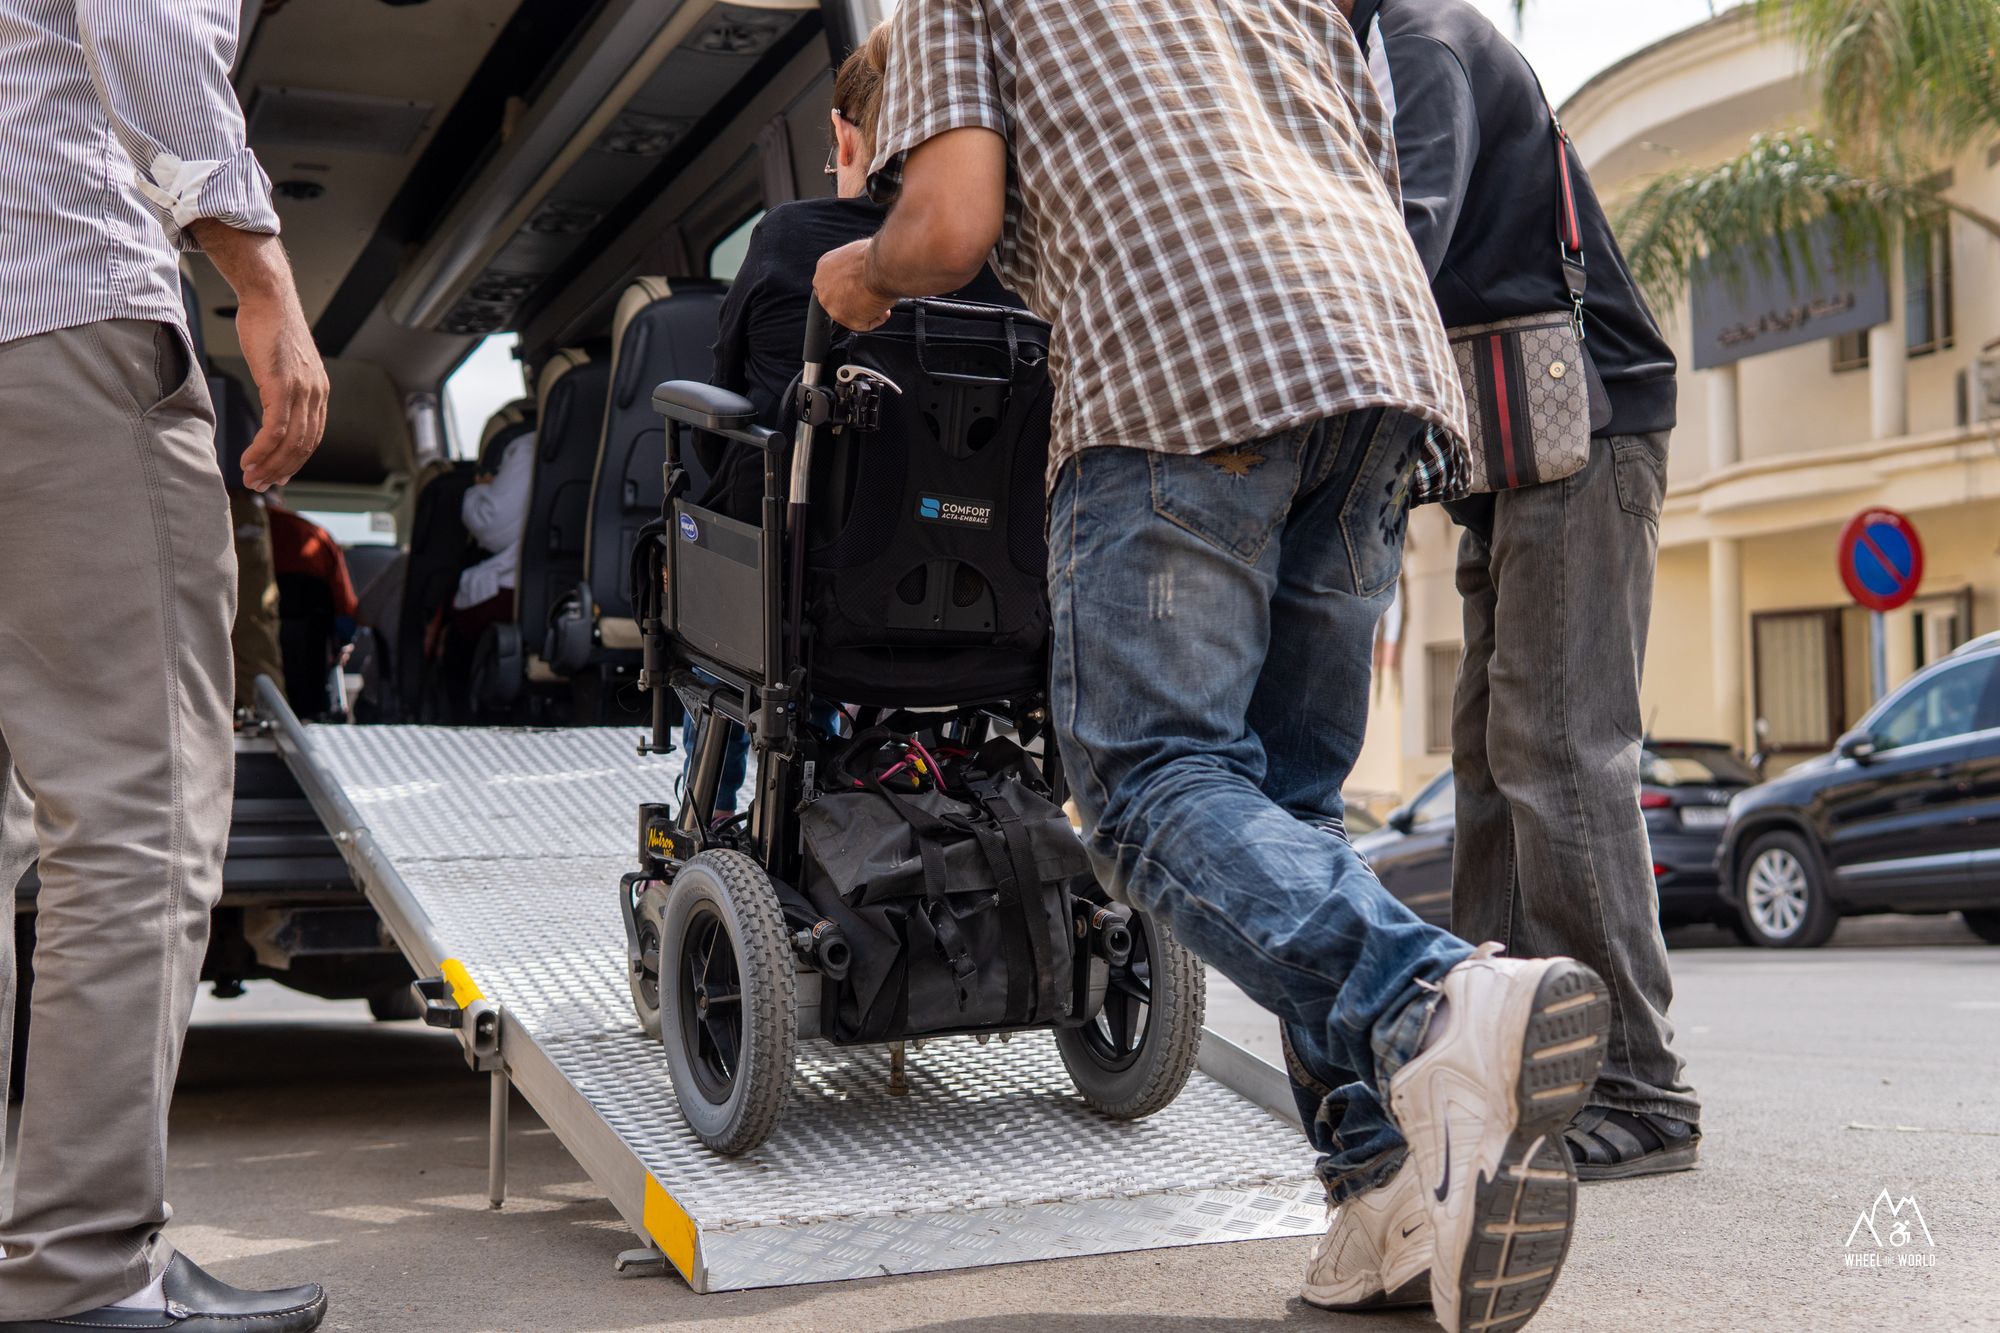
[1300,1155,1432,1311]
[1388,944,1611,1333]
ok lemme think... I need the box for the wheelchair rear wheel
[657,851,796,1154]
[1056,910,1204,1119]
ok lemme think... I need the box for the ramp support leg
[489,1069,510,1209]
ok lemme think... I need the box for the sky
[434,0,1736,456]
[1470,0,1733,105]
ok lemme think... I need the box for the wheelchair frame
[625,299,1203,1155]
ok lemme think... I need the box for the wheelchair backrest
[583,277,729,630]
[515,348,610,649]
[806,299,1054,664]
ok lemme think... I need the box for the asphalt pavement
[162,914,1999,1333]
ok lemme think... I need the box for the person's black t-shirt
[698,195,1019,519]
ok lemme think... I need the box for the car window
[442,334,526,460]
[1410,774,1455,827]
[1640,747,1758,787]
[707,209,763,281]
[1871,658,1998,751]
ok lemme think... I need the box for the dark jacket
[1352,0,1676,438]
[701,196,1017,519]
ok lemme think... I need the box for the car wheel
[1734,831,1836,948]
[1961,910,2000,945]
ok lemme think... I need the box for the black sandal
[1564,1107,1700,1180]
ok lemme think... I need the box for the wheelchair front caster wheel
[1056,910,1204,1119]
[659,851,796,1154]
[626,879,671,1041]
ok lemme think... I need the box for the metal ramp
[264,694,1322,1292]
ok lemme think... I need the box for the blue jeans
[1048,413,1474,1201]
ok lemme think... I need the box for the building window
[1425,644,1459,753]
[1910,589,1975,669]
[1752,609,1847,754]
[1904,218,1954,357]
[1831,330,1869,373]
[1824,218,1955,368]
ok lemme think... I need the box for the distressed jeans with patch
[1049,414,1473,1201]
[1446,433,1700,1124]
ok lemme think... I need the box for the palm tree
[1510,0,2000,306]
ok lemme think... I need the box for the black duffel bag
[797,733,1089,1041]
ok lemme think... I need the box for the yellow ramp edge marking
[643,1174,697,1282]
[440,958,483,1009]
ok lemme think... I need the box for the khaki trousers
[0,319,235,1319]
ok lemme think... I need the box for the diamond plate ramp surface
[301,725,1320,1288]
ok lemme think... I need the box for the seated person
[267,490,360,630]
[698,23,1019,522]
[265,491,361,715]
[432,427,535,717]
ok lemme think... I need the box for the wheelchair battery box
[669,500,763,677]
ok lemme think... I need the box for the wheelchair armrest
[653,381,780,450]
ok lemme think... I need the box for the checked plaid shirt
[870,0,1468,499]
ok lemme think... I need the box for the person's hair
[831,23,894,151]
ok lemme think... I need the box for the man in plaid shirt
[815,5,1610,1326]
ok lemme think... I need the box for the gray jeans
[0,319,234,1318]
[1446,433,1699,1123]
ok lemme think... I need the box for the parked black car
[1353,741,1756,930]
[1719,633,2000,948]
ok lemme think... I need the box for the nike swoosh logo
[1434,1125,1452,1203]
[1401,1222,1423,1239]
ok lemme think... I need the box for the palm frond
[1753,0,2000,157]
[1612,129,1974,311]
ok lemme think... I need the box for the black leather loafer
[0,1254,326,1332]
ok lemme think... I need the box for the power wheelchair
[623,297,1204,1154]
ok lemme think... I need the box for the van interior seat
[512,347,611,673]
[383,403,534,720]
[580,276,729,655]
[479,398,535,474]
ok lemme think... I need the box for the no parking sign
[1837,509,1925,613]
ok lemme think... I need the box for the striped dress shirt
[870,0,1468,499]
[0,0,278,346]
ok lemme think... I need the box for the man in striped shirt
[0,2,328,1329]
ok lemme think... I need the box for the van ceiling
[190,0,538,371]
[192,0,830,409]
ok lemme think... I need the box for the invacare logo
[916,493,994,529]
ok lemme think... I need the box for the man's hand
[813,240,896,332]
[813,128,1008,330]
[190,222,329,492]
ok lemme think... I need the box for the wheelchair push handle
[802,297,835,371]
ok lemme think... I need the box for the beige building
[1351,9,2000,812]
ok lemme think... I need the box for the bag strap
[967,775,1069,1021]
[860,777,980,1007]
[1553,121,1588,341]
[1528,62,1590,342]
